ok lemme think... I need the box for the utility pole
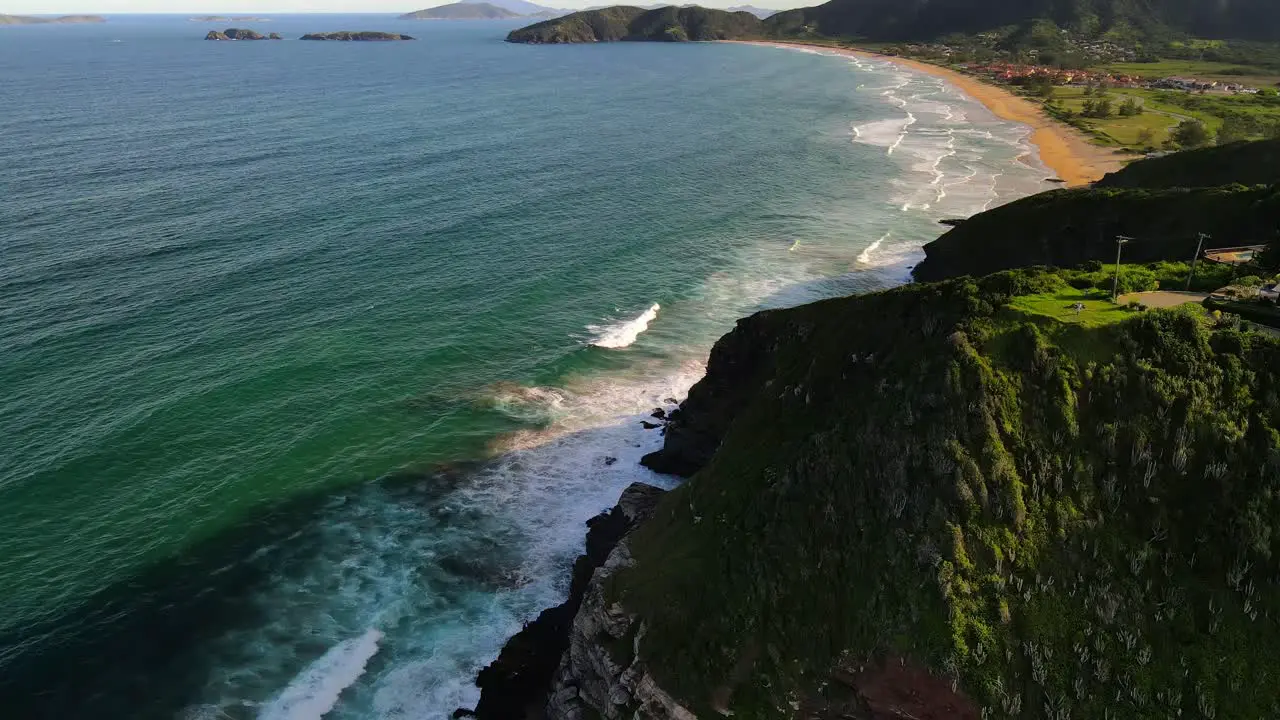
[1113,235,1134,300]
[1187,233,1210,291]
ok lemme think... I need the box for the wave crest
[258,628,383,720]
[587,303,660,349]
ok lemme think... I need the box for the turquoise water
[0,16,1051,719]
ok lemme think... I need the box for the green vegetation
[1096,138,1280,187]
[1171,118,1212,147]
[615,266,1280,718]
[1103,59,1280,90]
[1005,286,1135,328]
[508,0,1280,48]
[506,6,763,43]
[913,183,1280,282]
[1043,85,1280,151]
[763,0,1280,45]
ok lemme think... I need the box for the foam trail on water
[857,233,888,264]
[258,629,384,720]
[587,303,659,349]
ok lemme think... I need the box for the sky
[6,0,809,12]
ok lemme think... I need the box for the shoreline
[730,40,1128,187]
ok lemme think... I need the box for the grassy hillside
[912,184,1280,282]
[614,267,1280,718]
[763,0,1280,44]
[1096,139,1280,188]
[506,6,762,43]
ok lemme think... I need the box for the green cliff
[1096,140,1280,190]
[507,0,1280,44]
[506,6,763,43]
[609,267,1280,718]
[912,184,1280,282]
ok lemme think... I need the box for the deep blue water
[0,15,1051,719]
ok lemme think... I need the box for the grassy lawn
[1048,86,1182,146]
[1101,59,1280,90]
[1007,287,1135,328]
[1046,85,1280,148]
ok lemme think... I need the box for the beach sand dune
[731,41,1128,187]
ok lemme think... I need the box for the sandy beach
[732,41,1128,187]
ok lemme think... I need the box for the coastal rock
[641,311,782,477]
[546,507,693,720]
[268,32,282,40]
[471,483,665,720]
[205,28,273,40]
[299,31,415,41]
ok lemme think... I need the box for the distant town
[964,62,1264,95]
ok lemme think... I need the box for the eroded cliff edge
[475,265,1280,719]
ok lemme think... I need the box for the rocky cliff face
[470,482,672,719]
[640,311,783,477]
[544,488,695,720]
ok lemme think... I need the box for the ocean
[0,16,1051,719]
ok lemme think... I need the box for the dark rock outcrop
[470,483,665,719]
[299,31,415,41]
[641,310,783,477]
[205,27,277,40]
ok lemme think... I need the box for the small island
[191,16,272,22]
[299,31,414,41]
[400,3,520,20]
[0,13,106,24]
[205,28,281,40]
[506,6,761,43]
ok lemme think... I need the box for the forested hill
[594,267,1280,719]
[506,5,761,43]
[911,140,1280,282]
[508,0,1280,44]
[767,0,1280,43]
[1095,140,1280,190]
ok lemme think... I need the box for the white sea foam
[258,629,384,720]
[857,233,887,264]
[587,303,660,349]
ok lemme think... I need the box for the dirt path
[1118,291,1208,308]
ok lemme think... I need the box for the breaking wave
[587,303,660,349]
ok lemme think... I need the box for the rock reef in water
[204,28,280,40]
[298,31,415,41]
